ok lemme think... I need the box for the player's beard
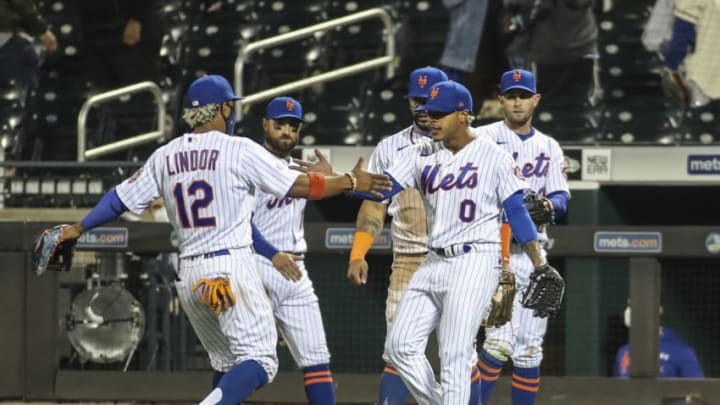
[504,107,534,130]
[266,135,297,157]
[413,112,431,132]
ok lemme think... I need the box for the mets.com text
[594,232,662,253]
[76,228,129,248]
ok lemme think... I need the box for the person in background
[0,0,57,88]
[661,0,720,105]
[438,0,488,84]
[614,304,704,378]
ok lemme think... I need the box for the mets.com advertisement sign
[325,228,392,249]
[594,231,662,253]
[76,228,129,248]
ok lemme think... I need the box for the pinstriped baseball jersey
[253,155,307,253]
[115,131,300,258]
[477,121,570,243]
[385,136,529,249]
[367,124,431,254]
[251,153,330,368]
[479,121,570,370]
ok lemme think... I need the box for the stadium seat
[678,101,720,145]
[600,100,682,145]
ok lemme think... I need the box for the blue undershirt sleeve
[251,222,279,261]
[503,191,538,245]
[80,189,128,230]
[349,172,404,202]
[546,191,570,220]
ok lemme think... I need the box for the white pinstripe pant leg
[511,291,548,368]
[257,258,331,368]
[383,253,426,361]
[176,249,279,379]
[385,258,443,405]
[437,253,499,405]
[510,250,548,368]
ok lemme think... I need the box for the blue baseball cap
[415,81,473,113]
[500,69,536,94]
[266,96,304,122]
[405,66,449,99]
[187,75,242,108]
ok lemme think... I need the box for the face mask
[152,208,169,223]
[223,103,236,134]
[624,306,631,328]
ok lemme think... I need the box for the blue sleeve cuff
[349,172,404,201]
[547,191,569,220]
[80,189,128,230]
[502,191,538,245]
[663,17,696,70]
[251,222,279,260]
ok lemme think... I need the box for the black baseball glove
[32,225,77,276]
[523,190,554,226]
[521,264,565,318]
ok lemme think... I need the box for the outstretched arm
[62,189,129,239]
[287,157,391,200]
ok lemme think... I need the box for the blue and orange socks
[469,366,481,404]
[304,363,336,405]
[200,360,268,405]
[378,362,410,405]
[478,350,505,405]
[511,366,540,405]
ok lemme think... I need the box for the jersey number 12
[173,180,216,228]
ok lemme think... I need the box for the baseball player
[248,96,336,404]
[351,80,552,405]
[348,66,485,405]
[474,69,570,405]
[46,75,390,405]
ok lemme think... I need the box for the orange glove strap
[349,231,374,263]
[500,223,511,263]
[307,172,326,200]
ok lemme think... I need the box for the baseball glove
[523,190,554,226]
[521,264,565,318]
[32,225,76,276]
[193,277,236,314]
[486,269,516,328]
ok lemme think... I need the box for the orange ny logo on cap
[285,99,295,111]
[430,87,440,99]
[418,75,428,88]
[512,71,522,82]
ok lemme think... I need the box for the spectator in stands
[0,0,57,88]
[614,304,704,378]
[504,0,601,106]
[77,0,164,89]
[661,0,720,104]
[438,0,488,84]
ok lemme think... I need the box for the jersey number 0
[173,180,216,228]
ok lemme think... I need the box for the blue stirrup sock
[469,365,481,404]
[304,363,336,405]
[512,366,540,405]
[199,360,268,405]
[378,362,410,405]
[478,349,505,405]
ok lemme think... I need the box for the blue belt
[190,249,230,260]
[431,244,474,257]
